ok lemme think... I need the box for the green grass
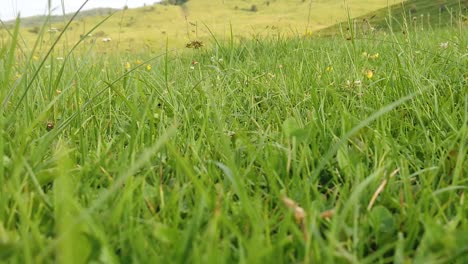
[317,0,468,36]
[1,0,406,52]
[0,2,467,263]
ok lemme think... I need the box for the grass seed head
[186,40,204,49]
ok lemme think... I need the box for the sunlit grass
[1,0,407,53]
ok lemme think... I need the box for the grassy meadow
[0,0,467,263]
[1,0,407,52]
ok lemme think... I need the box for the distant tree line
[161,0,189,5]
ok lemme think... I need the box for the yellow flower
[326,66,333,72]
[362,52,368,57]
[365,69,374,79]
[124,62,131,70]
[33,55,39,61]
[146,64,152,71]
[136,59,142,65]
[369,53,379,60]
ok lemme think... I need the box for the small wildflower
[226,130,236,137]
[48,27,59,33]
[365,69,374,79]
[146,64,152,71]
[136,59,142,65]
[303,30,313,37]
[33,55,39,61]
[326,66,333,72]
[124,62,131,70]
[369,53,379,60]
[363,52,379,60]
[346,80,363,88]
[190,66,195,70]
[56,89,62,95]
[439,42,449,49]
[278,64,283,69]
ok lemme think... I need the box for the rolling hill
[316,0,468,36]
[2,0,465,53]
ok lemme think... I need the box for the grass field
[317,0,468,36]
[1,0,407,52]
[0,0,467,263]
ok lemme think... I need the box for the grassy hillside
[317,0,468,36]
[2,8,119,27]
[1,0,406,53]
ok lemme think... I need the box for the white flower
[439,42,449,49]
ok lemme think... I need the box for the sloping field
[317,0,468,36]
[1,0,405,53]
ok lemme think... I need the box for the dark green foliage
[161,0,190,5]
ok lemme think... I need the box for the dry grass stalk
[320,209,335,219]
[367,168,400,210]
[282,196,307,240]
